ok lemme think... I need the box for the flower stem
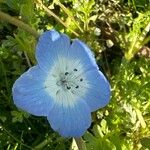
[33,137,51,149]
[34,0,79,37]
[0,11,39,38]
[2,127,32,149]
[55,0,83,33]
[74,137,87,150]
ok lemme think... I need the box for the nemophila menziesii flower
[12,30,111,137]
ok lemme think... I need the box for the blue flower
[12,30,111,137]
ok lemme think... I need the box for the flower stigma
[44,57,89,106]
[56,68,83,92]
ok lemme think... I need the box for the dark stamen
[80,78,83,81]
[65,72,69,75]
[56,90,60,95]
[74,68,78,71]
[67,86,71,90]
[61,80,66,83]
[75,85,79,89]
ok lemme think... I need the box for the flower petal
[83,69,111,111]
[12,65,54,116]
[69,39,98,71]
[47,100,91,137]
[36,30,70,71]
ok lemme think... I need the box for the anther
[65,72,69,75]
[80,78,83,81]
[67,86,71,90]
[73,68,78,71]
[56,90,60,95]
[75,85,79,89]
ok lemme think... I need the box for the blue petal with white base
[12,65,54,116]
[48,100,91,137]
[12,29,111,137]
[83,69,111,111]
[36,30,70,71]
[69,39,98,71]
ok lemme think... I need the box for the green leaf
[0,116,7,122]
[11,110,29,123]
[6,0,21,11]
[20,0,34,24]
[84,124,115,150]
[135,108,146,128]
[140,137,150,148]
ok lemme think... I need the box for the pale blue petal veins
[36,30,70,71]
[83,69,111,112]
[47,100,91,137]
[12,65,54,116]
[69,39,98,71]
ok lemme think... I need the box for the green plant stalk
[14,34,34,66]
[134,108,146,129]
[142,36,150,46]
[2,127,32,149]
[24,51,32,67]
[74,137,87,150]
[55,0,83,33]
[125,34,138,60]
[33,137,51,149]
[0,11,39,38]
[0,59,9,94]
[34,0,79,37]
[34,137,87,150]
[125,22,150,60]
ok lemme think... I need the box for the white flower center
[44,57,89,106]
